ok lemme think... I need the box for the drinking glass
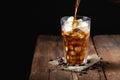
[61,16,91,65]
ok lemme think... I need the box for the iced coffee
[61,16,91,65]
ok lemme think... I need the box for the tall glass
[61,16,91,65]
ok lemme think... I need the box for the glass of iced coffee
[61,16,91,65]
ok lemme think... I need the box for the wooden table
[29,35,120,80]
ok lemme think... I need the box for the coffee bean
[82,71,88,74]
[87,60,91,64]
[49,59,53,61]
[98,69,101,72]
[79,63,85,66]
[100,57,103,60]
[79,72,82,76]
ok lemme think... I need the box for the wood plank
[49,37,106,80]
[30,35,106,80]
[77,38,106,80]
[30,35,61,80]
[49,36,72,80]
[93,35,120,80]
[30,35,72,80]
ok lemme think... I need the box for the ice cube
[75,46,81,52]
[68,45,74,50]
[81,22,88,27]
[69,51,76,55]
[62,16,74,32]
[67,16,74,22]
[62,22,72,32]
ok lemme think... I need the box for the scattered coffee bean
[100,57,103,60]
[61,69,65,70]
[79,72,83,76]
[69,64,76,66]
[51,56,110,76]
[87,60,91,64]
[79,63,85,66]
[80,70,87,74]
[89,66,94,70]
[98,69,101,72]
[49,59,53,61]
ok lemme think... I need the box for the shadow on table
[104,61,120,71]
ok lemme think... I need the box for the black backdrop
[32,0,120,36]
[24,0,120,80]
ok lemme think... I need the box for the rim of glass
[61,15,91,21]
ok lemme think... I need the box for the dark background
[32,0,120,36]
[22,0,120,80]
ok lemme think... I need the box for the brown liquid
[72,0,80,29]
[62,28,89,64]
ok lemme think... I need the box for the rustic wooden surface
[94,35,120,80]
[29,34,120,80]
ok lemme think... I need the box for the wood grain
[93,35,120,80]
[29,35,106,80]
[77,38,106,80]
